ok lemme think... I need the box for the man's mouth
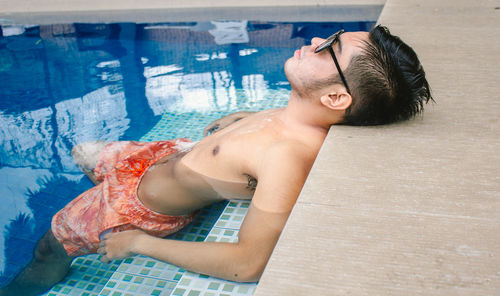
[295,46,308,59]
[294,49,301,59]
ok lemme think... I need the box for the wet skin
[137,108,292,216]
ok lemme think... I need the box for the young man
[1,25,432,295]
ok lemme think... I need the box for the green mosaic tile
[173,273,183,281]
[43,254,122,296]
[166,201,227,242]
[52,286,62,292]
[179,278,191,286]
[140,87,289,143]
[172,201,257,296]
[124,258,133,264]
[222,284,235,292]
[172,288,186,296]
[237,286,250,294]
[94,200,229,295]
[213,201,249,230]
[173,271,256,296]
[116,255,181,282]
[101,272,176,296]
[157,281,167,288]
[207,283,220,290]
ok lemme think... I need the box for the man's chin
[283,58,294,80]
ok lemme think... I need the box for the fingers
[97,246,106,255]
[98,235,111,263]
[97,230,140,263]
[100,255,111,264]
[97,246,110,263]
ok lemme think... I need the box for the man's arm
[99,143,314,282]
[100,203,287,282]
[203,111,255,136]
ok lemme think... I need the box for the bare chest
[136,138,258,216]
[179,137,259,199]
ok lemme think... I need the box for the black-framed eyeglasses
[314,29,351,94]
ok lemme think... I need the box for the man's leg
[0,141,109,295]
[72,141,108,185]
[0,230,75,296]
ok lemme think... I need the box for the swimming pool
[0,20,375,294]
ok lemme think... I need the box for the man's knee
[34,231,69,263]
[71,141,108,171]
[34,233,52,262]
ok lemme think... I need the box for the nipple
[212,145,220,156]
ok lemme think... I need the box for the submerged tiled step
[43,201,226,296]
[97,200,257,296]
[45,200,258,296]
[97,201,229,296]
[170,201,257,296]
[43,255,122,296]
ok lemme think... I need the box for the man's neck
[278,91,331,139]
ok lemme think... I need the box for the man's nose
[311,37,326,46]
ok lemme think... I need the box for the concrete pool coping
[2,0,499,294]
[0,2,384,24]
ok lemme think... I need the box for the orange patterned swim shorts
[52,139,195,256]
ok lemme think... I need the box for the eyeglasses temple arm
[328,47,351,94]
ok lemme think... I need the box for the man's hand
[203,111,254,136]
[98,229,146,263]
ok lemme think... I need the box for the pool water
[0,20,375,293]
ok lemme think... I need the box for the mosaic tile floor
[170,201,257,296]
[44,255,123,296]
[43,200,254,296]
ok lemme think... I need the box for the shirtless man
[1,25,432,295]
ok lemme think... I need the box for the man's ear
[320,91,352,111]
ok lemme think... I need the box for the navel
[212,145,220,156]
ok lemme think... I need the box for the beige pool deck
[2,0,499,294]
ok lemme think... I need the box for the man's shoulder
[268,138,317,160]
[256,138,317,176]
[251,137,318,212]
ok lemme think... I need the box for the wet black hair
[341,25,434,125]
